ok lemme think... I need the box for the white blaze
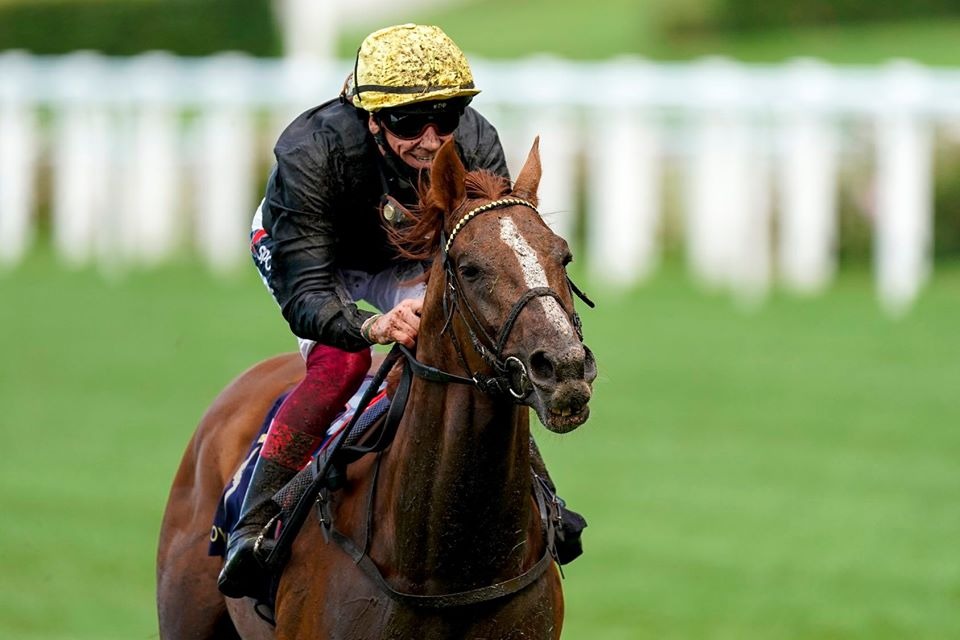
[498,217,575,337]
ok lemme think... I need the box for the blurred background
[1,1,958,638]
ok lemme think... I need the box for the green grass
[338,2,960,66]
[1,250,959,638]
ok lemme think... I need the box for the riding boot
[530,437,587,565]
[217,456,298,599]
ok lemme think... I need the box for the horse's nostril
[529,350,555,382]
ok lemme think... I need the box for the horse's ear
[429,139,466,213]
[511,137,541,205]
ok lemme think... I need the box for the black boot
[217,456,297,598]
[530,437,587,565]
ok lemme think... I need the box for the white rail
[3,51,960,312]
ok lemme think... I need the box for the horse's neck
[379,375,536,585]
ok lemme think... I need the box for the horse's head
[417,138,597,433]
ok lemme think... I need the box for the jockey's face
[369,111,457,171]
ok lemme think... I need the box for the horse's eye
[562,252,574,267]
[458,263,481,281]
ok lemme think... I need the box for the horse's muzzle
[525,343,597,433]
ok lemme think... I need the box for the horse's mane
[387,169,512,262]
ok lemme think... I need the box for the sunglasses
[378,108,462,140]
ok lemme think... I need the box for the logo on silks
[257,245,272,272]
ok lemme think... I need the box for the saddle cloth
[208,375,390,556]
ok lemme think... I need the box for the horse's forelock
[463,170,511,203]
[389,169,510,262]
[442,170,511,235]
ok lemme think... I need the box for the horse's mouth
[542,404,590,433]
[531,380,592,434]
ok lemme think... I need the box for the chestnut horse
[157,138,597,639]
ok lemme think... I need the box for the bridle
[414,196,594,400]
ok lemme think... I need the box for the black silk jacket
[260,98,510,352]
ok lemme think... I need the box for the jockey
[218,23,585,600]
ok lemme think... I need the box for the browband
[444,198,538,255]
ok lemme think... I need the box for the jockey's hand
[362,298,422,348]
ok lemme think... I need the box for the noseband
[434,197,593,400]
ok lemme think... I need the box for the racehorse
[157,137,597,639]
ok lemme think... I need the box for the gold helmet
[352,24,480,112]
